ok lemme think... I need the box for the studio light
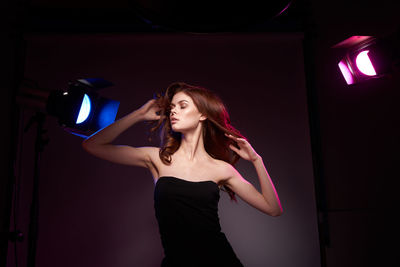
[333,35,396,85]
[14,78,120,267]
[45,78,120,137]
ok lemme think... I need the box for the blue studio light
[76,94,91,124]
[97,100,120,129]
[46,78,119,137]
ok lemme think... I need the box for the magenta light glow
[356,50,377,76]
[338,60,354,85]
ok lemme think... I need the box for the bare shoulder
[211,158,236,181]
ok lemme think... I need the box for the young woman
[82,82,282,267]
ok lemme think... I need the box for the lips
[171,117,179,123]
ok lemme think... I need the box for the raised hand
[225,133,260,162]
[137,99,162,121]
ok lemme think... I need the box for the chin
[171,125,181,132]
[171,123,196,134]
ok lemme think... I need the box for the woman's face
[169,91,206,133]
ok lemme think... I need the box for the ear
[200,114,207,122]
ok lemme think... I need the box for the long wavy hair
[149,82,247,201]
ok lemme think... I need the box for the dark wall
[308,1,400,266]
[6,33,320,266]
[315,43,399,267]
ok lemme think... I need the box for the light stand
[24,112,49,267]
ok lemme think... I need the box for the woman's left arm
[225,134,283,216]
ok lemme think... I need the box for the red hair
[149,82,246,201]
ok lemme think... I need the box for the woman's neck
[176,127,209,162]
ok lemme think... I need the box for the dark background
[1,0,399,267]
[9,33,319,267]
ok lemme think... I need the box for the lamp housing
[46,79,119,138]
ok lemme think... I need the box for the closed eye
[170,105,186,110]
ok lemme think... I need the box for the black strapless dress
[154,176,244,267]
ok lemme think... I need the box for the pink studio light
[333,35,380,85]
[355,50,377,76]
[338,60,355,85]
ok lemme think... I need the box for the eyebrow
[170,100,189,107]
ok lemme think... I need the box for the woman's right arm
[82,99,160,168]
